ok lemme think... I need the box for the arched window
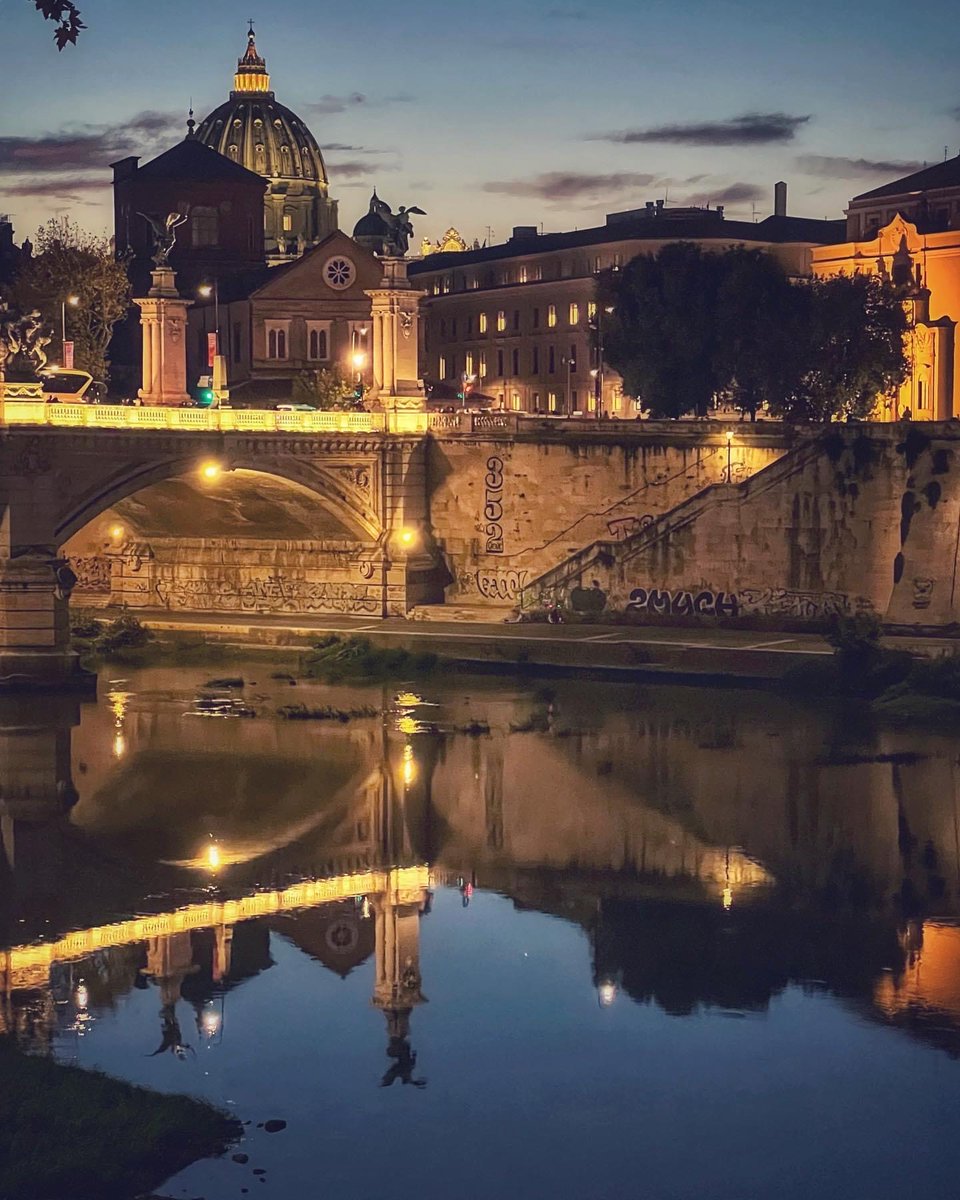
[308,326,328,360]
[267,325,288,360]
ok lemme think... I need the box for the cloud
[326,159,399,179]
[3,176,109,199]
[592,112,811,146]
[307,92,414,115]
[482,171,657,202]
[795,154,925,178]
[684,182,766,207]
[0,111,183,175]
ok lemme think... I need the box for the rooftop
[852,156,960,203]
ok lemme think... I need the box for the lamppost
[725,430,733,482]
[591,303,615,421]
[61,294,79,365]
[351,325,368,405]
[562,354,575,415]
[198,280,219,354]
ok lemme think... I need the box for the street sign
[63,341,74,369]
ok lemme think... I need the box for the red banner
[207,332,218,368]
[63,340,74,369]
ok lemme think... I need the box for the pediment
[252,231,381,300]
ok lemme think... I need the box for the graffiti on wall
[737,587,850,620]
[607,514,656,541]
[483,457,505,554]
[627,587,740,618]
[455,568,528,602]
[152,575,382,615]
[627,584,853,621]
[70,556,112,593]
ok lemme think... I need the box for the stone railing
[0,401,432,436]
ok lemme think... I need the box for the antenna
[751,202,759,223]
[485,225,494,246]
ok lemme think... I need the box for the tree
[601,243,910,423]
[12,218,131,384]
[292,367,359,410]
[771,274,909,422]
[35,1,84,48]
[600,243,725,418]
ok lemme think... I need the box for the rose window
[324,256,356,290]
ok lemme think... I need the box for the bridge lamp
[399,527,417,548]
[351,351,367,370]
[205,842,223,871]
[200,460,223,483]
[725,429,734,481]
[109,524,124,542]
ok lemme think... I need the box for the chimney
[774,181,787,218]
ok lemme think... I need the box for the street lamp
[61,294,79,364]
[592,303,615,421]
[725,430,734,482]
[198,281,219,354]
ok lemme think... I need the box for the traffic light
[456,391,465,401]
[199,387,215,406]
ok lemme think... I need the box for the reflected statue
[148,1004,194,1059]
[380,1013,427,1089]
[138,211,188,267]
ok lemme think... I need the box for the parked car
[40,368,107,404]
[276,403,318,412]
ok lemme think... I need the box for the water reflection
[4,671,960,1078]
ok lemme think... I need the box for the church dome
[194,25,338,262]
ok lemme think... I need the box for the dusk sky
[4,0,960,245]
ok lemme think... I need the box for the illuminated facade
[194,25,339,264]
[409,199,843,415]
[811,157,960,420]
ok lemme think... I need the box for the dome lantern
[234,21,271,96]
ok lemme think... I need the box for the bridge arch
[56,454,382,546]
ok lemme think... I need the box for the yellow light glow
[725,430,734,446]
[598,980,617,1007]
[200,461,222,482]
[400,528,416,546]
[351,352,366,369]
[198,284,213,298]
[722,886,733,911]
[201,1006,221,1037]
[396,692,423,707]
[402,743,417,787]
[206,843,223,871]
[113,733,126,759]
[109,524,124,541]
[67,295,79,307]
[397,715,419,736]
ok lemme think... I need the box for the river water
[4,664,960,1199]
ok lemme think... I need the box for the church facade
[811,158,960,421]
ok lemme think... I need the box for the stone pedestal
[366,258,426,412]
[134,267,191,407]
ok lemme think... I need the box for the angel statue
[138,211,188,266]
[0,303,53,381]
[370,195,426,258]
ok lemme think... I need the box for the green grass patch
[0,1038,241,1199]
[301,635,439,683]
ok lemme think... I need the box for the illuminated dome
[195,24,338,263]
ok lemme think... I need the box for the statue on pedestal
[138,211,188,266]
[0,302,53,381]
[358,193,426,258]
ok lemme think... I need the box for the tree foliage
[292,366,359,410]
[12,218,131,384]
[34,0,84,48]
[600,244,910,422]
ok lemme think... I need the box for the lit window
[588,301,597,320]
[479,312,488,334]
[465,352,474,375]
[548,392,558,412]
[512,392,521,411]
[283,213,293,232]
[479,352,487,378]
[496,310,506,332]
[439,357,447,381]
[569,302,579,325]
[548,304,557,328]
[519,265,528,283]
